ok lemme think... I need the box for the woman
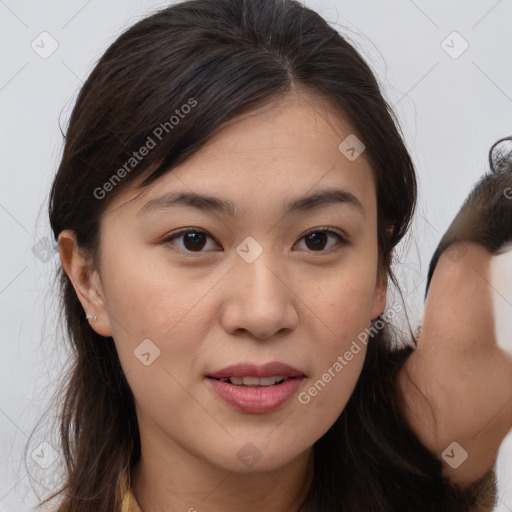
[38,0,511,510]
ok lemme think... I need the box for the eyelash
[161,227,348,254]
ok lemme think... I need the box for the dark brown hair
[425,136,512,296]
[32,0,498,510]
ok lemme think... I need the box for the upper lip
[207,362,305,379]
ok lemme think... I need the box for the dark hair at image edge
[425,135,512,298]
[27,0,500,510]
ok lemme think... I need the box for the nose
[220,251,299,340]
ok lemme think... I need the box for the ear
[370,267,387,320]
[57,230,113,337]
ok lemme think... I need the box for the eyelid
[161,226,348,253]
[302,226,348,242]
[161,227,220,252]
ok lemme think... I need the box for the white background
[0,0,511,510]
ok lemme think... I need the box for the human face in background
[78,91,386,479]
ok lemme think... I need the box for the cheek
[312,261,379,345]
[108,285,212,387]
[306,286,370,403]
[294,331,368,447]
[101,243,209,334]
[296,260,378,414]
[99,249,216,393]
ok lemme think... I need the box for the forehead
[108,92,376,217]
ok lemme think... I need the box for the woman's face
[81,92,386,473]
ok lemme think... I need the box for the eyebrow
[137,188,365,217]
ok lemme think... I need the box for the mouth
[209,375,297,387]
[205,362,306,414]
[206,361,305,381]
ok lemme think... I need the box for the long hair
[33,0,497,510]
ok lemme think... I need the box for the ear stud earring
[86,313,98,322]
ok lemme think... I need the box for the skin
[58,89,512,509]
[58,91,387,512]
[399,241,512,487]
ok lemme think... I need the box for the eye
[162,228,220,253]
[161,227,347,253]
[294,227,347,252]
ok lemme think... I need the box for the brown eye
[162,227,347,254]
[162,229,219,252]
[296,228,347,252]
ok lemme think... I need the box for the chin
[202,440,308,474]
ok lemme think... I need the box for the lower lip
[205,377,304,414]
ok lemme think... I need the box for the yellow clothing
[121,487,143,512]
[120,471,143,512]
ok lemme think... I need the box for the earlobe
[371,272,388,320]
[57,230,113,337]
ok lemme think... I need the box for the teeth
[242,376,260,386]
[257,376,286,386]
[221,376,288,386]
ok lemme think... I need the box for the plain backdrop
[0,0,511,510]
